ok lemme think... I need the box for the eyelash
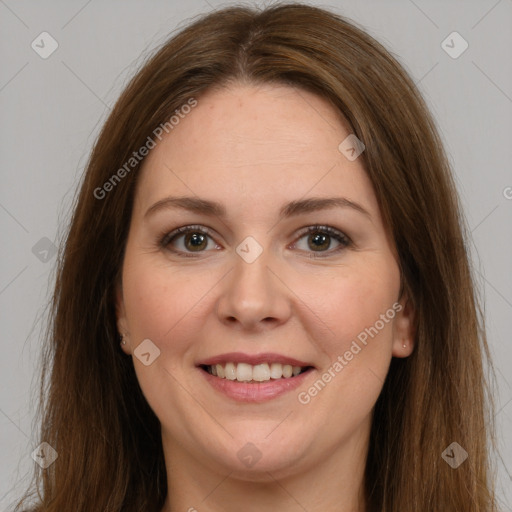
[158,224,352,258]
[158,225,352,258]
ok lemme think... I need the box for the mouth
[196,353,315,402]
[200,362,314,383]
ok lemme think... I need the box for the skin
[116,82,415,512]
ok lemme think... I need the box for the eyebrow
[144,195,371,220]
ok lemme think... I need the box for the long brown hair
[12,2,499,511]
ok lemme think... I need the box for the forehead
[133,83,379,219]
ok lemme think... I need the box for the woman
[13,3,499,511]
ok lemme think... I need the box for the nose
[215,245,292,332]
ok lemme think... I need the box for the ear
[115,282,131,354]
[391,291,416,358]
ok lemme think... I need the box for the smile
[202,362,311,382]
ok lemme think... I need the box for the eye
[292,225,351,257]
[159,224,351,258]
[159,225,219,257]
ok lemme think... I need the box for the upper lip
[197,352,314,368]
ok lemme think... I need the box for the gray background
[1,0,511,509]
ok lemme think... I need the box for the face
[116,82,414,480]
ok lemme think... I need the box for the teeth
[216,364,225,378]
[225,362,237,380]
[236,363,253,382]
[282,365,293,378]
[206,362,306,382]
[270,362,283,379]
[252,363,270,382]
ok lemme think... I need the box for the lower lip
[199,367,314,403]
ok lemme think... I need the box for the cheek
[121,253,223,367]
[294,262,399,432]
[298,256,400,359]
[120,257,210,410]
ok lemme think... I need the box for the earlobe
[392,294,416,358]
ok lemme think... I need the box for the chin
[204,434,312,480]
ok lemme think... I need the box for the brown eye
[160,225,218,256]
[307,232,331,251]
[293,225,351,257]
[183,232,208,251]
[160,224,350,258]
